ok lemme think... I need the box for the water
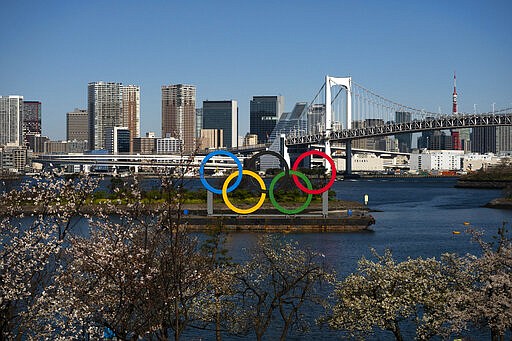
[210,177,512,340]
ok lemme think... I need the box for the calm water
[206,177,512,340]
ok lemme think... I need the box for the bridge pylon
[325,76,352,174]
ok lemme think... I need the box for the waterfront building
[335,153,384,172]
[202,100,238,148]
[22,101,42,137]
[0,95,24,147]
[67,108,89,142]
[395,111,412,152]
[462,153,501,172]
[133,132,157,155]
[0,145,28,173]
[161,84,196,153]
[200,128,223,150]
[44,140,88,154]
[250,95,284,144]
[122,85,140,152]
[88,82,123,151]
[105,127,130,154]
[409,149,464,171]
[156,136,183,154]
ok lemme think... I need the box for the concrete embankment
[455,180,512,189]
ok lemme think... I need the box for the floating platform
[183,211,375,232]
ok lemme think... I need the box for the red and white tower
[451,71,461,149]
[452,71,458,114]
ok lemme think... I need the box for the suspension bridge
[283,76,512,174]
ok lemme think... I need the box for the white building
[462,153,502,172]
[0,96,24,147]
[410,149,464,171]
[156,137,183,154]
[335,153,384,172]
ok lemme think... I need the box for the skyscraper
[250,96,284,144]
[67,108,89,142]
[122,85,140,151]
[88,82,123,150]
[202,100,238,148]
[395,111,412,152]
[23,101,42,136]
[496,127,512,153]
[0,95,24,147]
[471,126,496,154]
[162,84,196,153]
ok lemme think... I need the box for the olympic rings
[222,170,266,214]
[199,150,243,194]
[292,150,336,195]
[269,170,313,214]
[200,149,336,214]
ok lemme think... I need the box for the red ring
[291,150,336,194]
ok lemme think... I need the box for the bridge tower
[325,76,352,174]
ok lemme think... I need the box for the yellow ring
[222,170,266,214]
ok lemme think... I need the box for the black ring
[245,151,291,192]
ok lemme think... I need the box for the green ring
[269,170,313,214]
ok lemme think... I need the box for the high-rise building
[352,119,387,151]
[307,104,325,135]
[88,82,123,150]
[496,127,512,153]
[395,111,412,152]
[23,101,42,136]
[430,131,453,150]
[202,100,238,148]
[471,126,496,154]
[122,85,140,152]
[67,108,89,142]
[250,96,284,144]
[0,95,24,147]
[105,127,130,154]
[161,84,196,153]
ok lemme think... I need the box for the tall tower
[451,72,462,150]
[452,72,458,115]
[88,82,123,150]
[122,85,140,152]
[161,84,196,153]
[0,95,24,147]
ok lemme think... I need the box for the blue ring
[199,150,243,194]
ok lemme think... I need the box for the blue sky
[1,0,511,140]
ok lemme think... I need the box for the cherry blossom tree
[447,226,512,341]
[328,249,463,341]
[0,174,98,339]
[234,235,335,341]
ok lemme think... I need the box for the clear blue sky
[1,0,511,140]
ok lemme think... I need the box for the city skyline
[1,1,511,140]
